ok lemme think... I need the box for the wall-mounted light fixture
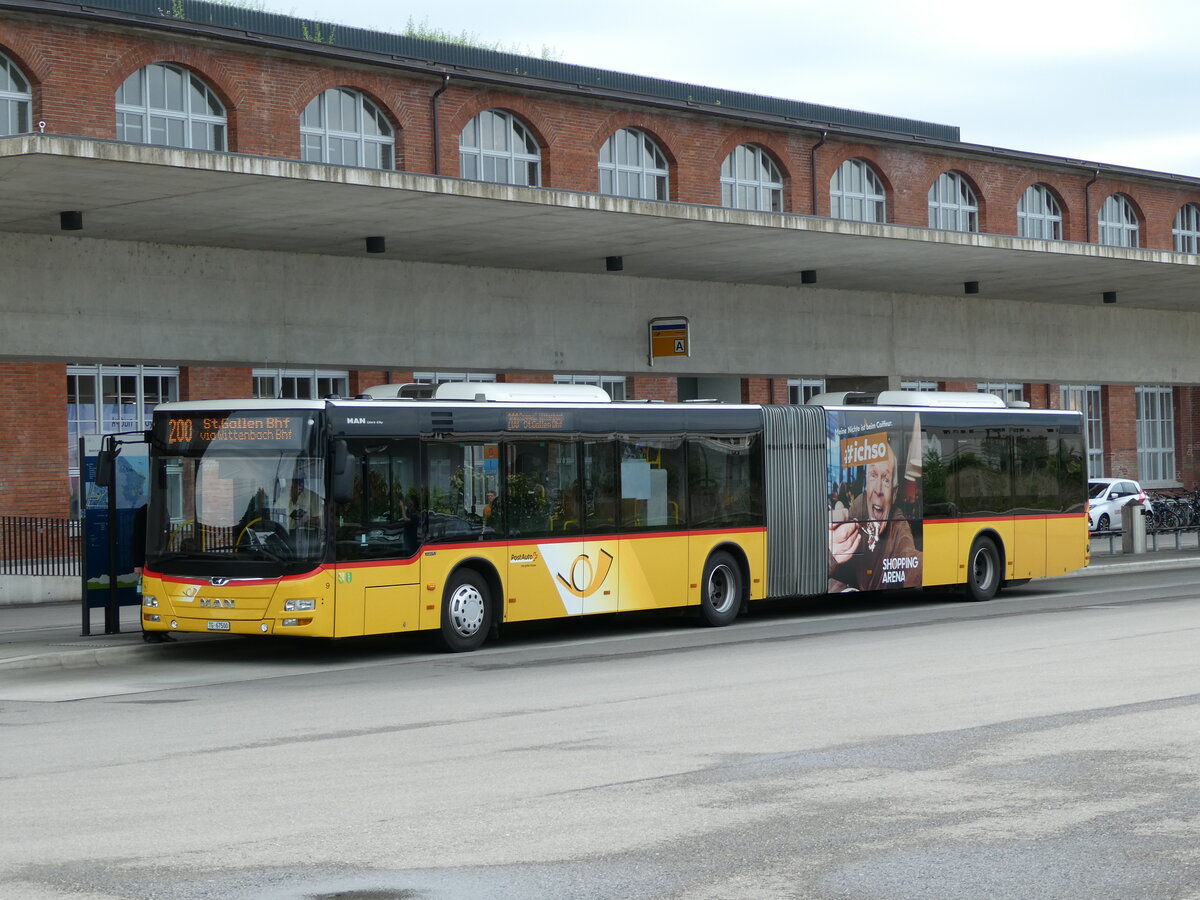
[606,255,623,272]
[1103,291,1117,304]
[365,236,385,254]
[964,281,980,294]
[59,211,83,231]
[800,269,817,284]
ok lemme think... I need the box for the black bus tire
[439,569,491,652]
[965,537,1001,602]
[699,551,743,627]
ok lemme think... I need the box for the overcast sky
[278,0,1200,177]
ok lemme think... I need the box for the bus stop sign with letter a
[648,317,690,365]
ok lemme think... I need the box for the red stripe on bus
[925,513,1086,525]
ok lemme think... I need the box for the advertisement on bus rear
[826,410,924,592]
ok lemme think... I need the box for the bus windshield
[148,452,327,571]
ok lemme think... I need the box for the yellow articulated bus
[140,384,1089,651]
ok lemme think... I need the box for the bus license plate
[206,620,231,631]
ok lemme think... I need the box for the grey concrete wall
[0,232,1190,384]
[0,574,77,605]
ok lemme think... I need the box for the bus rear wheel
[965,537,1000,602]
[439,570,491,652]
[699,551,743,627]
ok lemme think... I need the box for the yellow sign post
[648,316,690,365]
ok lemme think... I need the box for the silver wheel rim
[448,583,486,637]
[972,548,995,592]
[706,564,737,615]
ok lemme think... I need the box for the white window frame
[300,87,394,170]
[460,109,541,186]
[1137,385,1176,485]
[1098,194,1139,248]
[67,364,180,515]
[412,372,497,385]
[720,144,782,212]
[977,382,1023,404]
[1018,184,1063,240]
[598,128,669,201]
[1060,384,1103,478]
[787,378,825,405]
[830,159,886,223]
[0,52,31,136]
[901,380,938,392]
[553,374,627,401]
[252,368,349,400]
[1172,203,1200,254]
[115,63,226,151]
[928,171,978,232]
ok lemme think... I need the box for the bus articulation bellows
[140,384,1089,651]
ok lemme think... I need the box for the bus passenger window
[583,441,618,533]
[619,439,685,530]
[506,441,579,538]
[425,441,500,542]
[335,439,421,560]
[687,435,762,528]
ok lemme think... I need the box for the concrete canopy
[1,134,1197,312]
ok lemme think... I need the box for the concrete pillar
[1176,386,1200,489]
[1102,385,1137,479]
[180,366,252,401]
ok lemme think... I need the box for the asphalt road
[3,569,1200,900]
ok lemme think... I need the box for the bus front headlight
[142,595,158,608]
[284,598,316,611]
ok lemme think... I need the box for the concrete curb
[0,633,229,672]
[1068,556,1200,577]
[0,641,158,671]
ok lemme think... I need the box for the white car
[1088,478,1148,531]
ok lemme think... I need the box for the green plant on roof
[301,22,337,44]
[403,15,561,59]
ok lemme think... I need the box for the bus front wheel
[439,570,491,652]
[699,551,743,627]
[965,537,1000,602]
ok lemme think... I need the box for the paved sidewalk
[2,544,1199,673]
[0,601,225,673]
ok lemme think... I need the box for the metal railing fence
[0,517,81,576]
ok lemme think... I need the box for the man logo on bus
[555,549,615,599]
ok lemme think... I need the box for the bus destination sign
[155,411,312,453]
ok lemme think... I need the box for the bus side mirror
[331,440,355,504]
[95,447,118,488]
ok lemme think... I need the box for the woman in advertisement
[828,413,923,592]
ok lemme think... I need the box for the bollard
[1121,502,1147,554]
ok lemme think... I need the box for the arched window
[720,144,782,212]
[928,171,978,232]
[1098,194,1139,247]
[1173,203,1200,253]
[459,109,540,186]
[598,128,668,201]
[1018,184,1062,240]
[300,88,394,169]
[830,159,886,223]
[0,53,31,136]
[116,63,226,150]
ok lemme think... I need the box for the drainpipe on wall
[810,130,828,215]
[1083,169,1100,242]
[431,74,450,175]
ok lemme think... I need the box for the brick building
[0,0,1198,517]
